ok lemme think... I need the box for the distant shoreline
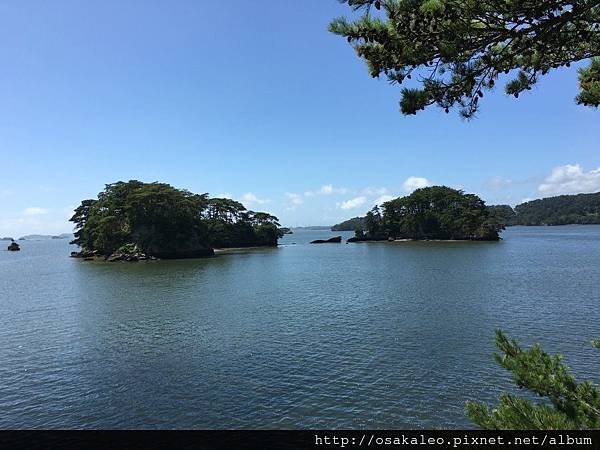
[352,238,499,244]
[214,246,278,253]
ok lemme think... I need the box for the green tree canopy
[467,331,600,429]
[70,181,284,258]
[71,181,211,258]
[330,0,600,117]
[331,216,366,231]
[371,186,503,240]
[577,57,600,105]
[514,191,600,225]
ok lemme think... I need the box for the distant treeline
[331,217,365,231]
[332,191,600,231]
[490,192,600,226]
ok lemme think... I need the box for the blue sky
[0,0,598,235]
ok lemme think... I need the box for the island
[70,180,285,261]
[7,242,20,251]
[331,217,365,232]
[481,192,600,227]
[347,186,503,242]
[510,192,600,225]
[17,233,73,241]
[310,236,342,244]
[334,190,600,232]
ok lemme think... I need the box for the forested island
[17,233,73,241]
[348,186,503,242]
[333,191,600,232]
[502,192,600,226]
[70,181,284,260]
[485,192,600,226]
[331,217,365,232]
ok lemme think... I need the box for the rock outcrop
[71,250,98,258]
[310,236,342,244]
[7,242,20,251]
[71,242,213,262]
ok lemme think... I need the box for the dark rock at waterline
[7,242,20,251]
[106,251,148,262]
[310,236,342,244]
[346,236,389,243]
[72,243,213,261]
[71,250,98,258]
[104,248,213,262]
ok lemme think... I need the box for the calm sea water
[0,226,599,429]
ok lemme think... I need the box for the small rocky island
[310,236,342,244]
[7,241,20,251]
[346,186,504,242]
[70,180,285,261]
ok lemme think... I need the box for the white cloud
[402,176,432,193]
[305,184,348,197]
[0,189,12,198]
[285,192,304,206]
[485,176,512,191]
[337,196,367,210]
[374,194,395,205]
[214,192,232,199]
[320,184,348,195]
[23,207,48,216]
[362,187,388,196]
[240,192,269,205]
[538,164,600,196]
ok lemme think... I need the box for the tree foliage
[336,191,600,232]
[329,0,600,117]
[70,181,283,258]
[331,216,366,231]
[361,186,503,240]
[513,191,600,225]
[203,198,282,249]
[487,204,518,226]
[577,57,600,106]
[467,330,600,429]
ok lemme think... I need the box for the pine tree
[466,330,600,429]
[577,57,600,106]
[329,0,600,118]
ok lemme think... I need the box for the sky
[0,1,598,236]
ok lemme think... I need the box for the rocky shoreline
[70,242,237,262]
[70,248,159,262]
[347,237,499,243]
